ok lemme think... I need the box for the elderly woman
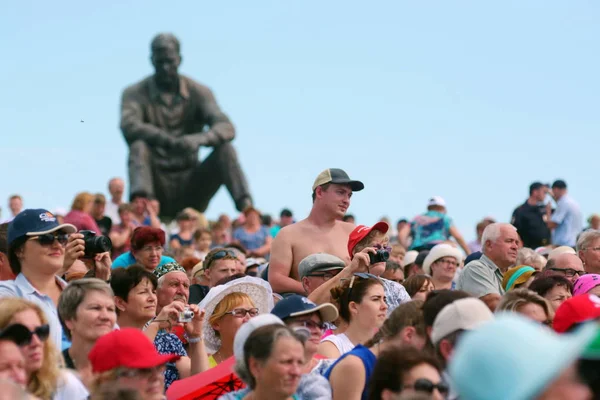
[232,207,272,258]
[402,275,435,301]
[318,274,388,359]
[110,264,207,391]
[515,247,547,271]
[502,265,537,291]
[422,244,463,290]
[64,192,103,233]
[231,324,306,400]
[528,274,573,312]
[199,276,273,367]
[111,227,176,271]
[58,278,117,384]
[89,328,180,400]
[578,230,600,274]
[368,346,445,400]
[0,298,88,399]
[496,288,553,326]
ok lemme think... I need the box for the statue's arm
[120,87,173,147]
[183,84,236,148]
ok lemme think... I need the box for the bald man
[544,253,585,284]
[120,33,252,219]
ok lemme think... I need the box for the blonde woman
[496,288,554,326]
[64,192,102,233]
[199,276,273,367]
[0,298,88,400]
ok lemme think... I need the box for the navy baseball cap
[271,295,338,323]
[8,209,76,246]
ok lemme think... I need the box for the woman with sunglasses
[199,276,273,367]
[318,274,387,359]
[326,301,428,400]
[89,328,180,400]
[57,279,117,387]
[0,298,88,400]
[1,208,111,350]
[368,346,446,400]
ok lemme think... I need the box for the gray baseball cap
[298,253,346,279]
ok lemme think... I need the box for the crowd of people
[0,169,599,400]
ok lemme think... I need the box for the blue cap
[450,314,597,400]
[271,295,338,323]
[8,209,77,245]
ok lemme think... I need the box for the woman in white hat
[198,276,273,368]
[423,244,463,291]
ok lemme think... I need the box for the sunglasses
[404,378,449,395]
[206,249,237,269]
[291,320,326,331]
[0,323,50,346]
[225,308,259,318]
[28,232,69,247]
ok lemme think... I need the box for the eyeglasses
[584,247,600,252]
[434,258,459,267]
[290,320,326,331]
[116,365,166,380]
[225,308,259,318]
[0,324,50,346]
[206,249,236,269]
[404,378,449,395]
[372,244,392,252]
[548,267,586,278]
[28,233,69,247]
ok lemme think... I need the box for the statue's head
[150,33,181,86]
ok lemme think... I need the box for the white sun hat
[422,244,464,275]
[198,276,274,354]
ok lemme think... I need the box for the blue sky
[1,1,598,240]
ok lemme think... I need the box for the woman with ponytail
[324,301,428,400]
[317,274,387,359]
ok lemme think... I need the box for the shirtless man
[268,168,364,294]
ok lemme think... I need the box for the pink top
[64,210,101,234]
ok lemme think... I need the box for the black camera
[80,230,112,258]
[369,249,390,264]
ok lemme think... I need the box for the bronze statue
[120,33,252,220]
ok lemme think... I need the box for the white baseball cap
[401,250,419,268]
[431,298,494,344]
[427,196,446,208]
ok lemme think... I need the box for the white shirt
[104,200,121,224]
[53,370,89,400]
[320,333,355,356]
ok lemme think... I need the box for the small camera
[179,307,194,323]
[79,230,112,258]
[369,249,390,264]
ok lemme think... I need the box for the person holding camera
[308,223,411,314]
[0,209,114,351]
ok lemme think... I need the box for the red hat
[88,328,180,373]
[347,222,389,259]
[553,294,600,333]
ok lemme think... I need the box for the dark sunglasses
[29,232,69,246]
[405,378,449,395]
[291,320,326,331]
[0,323,50,346]
[206,249,237,268]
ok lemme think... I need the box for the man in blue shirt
[547,180,583,247]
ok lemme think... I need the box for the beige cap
[431,298,494,344]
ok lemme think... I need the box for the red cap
[347,222,389,259]
[553,294,600,333]
[89,328,180,373]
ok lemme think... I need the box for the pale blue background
[1,1,598,240]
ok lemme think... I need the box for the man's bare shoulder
[338,220,356,233]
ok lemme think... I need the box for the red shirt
[64,210,102,234]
